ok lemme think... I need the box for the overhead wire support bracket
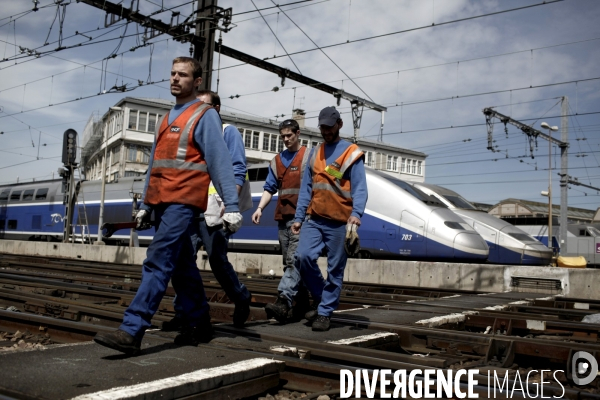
[80,0,386,114]
[483,107,568,148]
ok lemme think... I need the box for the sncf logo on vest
[170,126,181,132]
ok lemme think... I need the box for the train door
[399,211,424,257]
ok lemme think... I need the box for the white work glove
[222,212,243,234]
[135,209,152,231]
[344,223,360,257]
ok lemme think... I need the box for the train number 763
[401,234,413,240]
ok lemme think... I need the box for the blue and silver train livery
[411,182,552,265]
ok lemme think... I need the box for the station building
[81,97,427,183]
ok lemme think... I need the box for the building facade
[81,97,427,183]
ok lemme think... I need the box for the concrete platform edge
[1,240,599,300]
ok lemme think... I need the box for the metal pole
[548,128,552,252]
[96,130,108,245]
[559,96,569,254]
[194,0,218,91]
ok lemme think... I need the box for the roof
[493,198,595,220]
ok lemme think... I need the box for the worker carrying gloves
[135,208,243,234]
[344,223,360,257]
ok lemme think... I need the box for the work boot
[94,329,141,355]
[312,315,331,332]
[304,300,320,323]
[233,295,251,328]
[174,314,213,346]
[161,316,183,332]
[265,295,291,323]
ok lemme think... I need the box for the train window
[442,195,477,210]
[22,189,34,201]
[247,167,269,182]
[0,189,9,201]
[579,229,588,236]
[588,227,600,237]
[444,221,465,230]
[0,219,4,228]
[508,233,538,243]
[35,188,49,200]
[10,190,22,201]
[7,220,17,229]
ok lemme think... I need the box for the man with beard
[93,57,242,355]
[292,106,367,332]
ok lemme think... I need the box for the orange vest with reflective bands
[306,143,364,223]
[145,101,212,210]
[271,146,310,221]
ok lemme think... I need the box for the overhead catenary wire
[270,0,373,102]
[250,0,302,74]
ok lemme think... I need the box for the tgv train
[410,183,552,265]
[231,165,490,261]
[0,165,549,265]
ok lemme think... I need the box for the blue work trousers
[296,216,347,317]
[197,220,251,303]
[121,204,209,339]
[277,219,301,307]
[173,219,250,316]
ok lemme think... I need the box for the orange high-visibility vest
[306,143,364,223]
[145,101,212,210]
[271,146,309,221]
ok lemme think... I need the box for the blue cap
[318,106,340,127]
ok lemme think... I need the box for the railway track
[1,253,599,398]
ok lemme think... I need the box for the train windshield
[588,227,600,237]
[441,194,478,210]
[508,233,539,243]
[369,169,446,207]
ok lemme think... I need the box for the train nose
[453,232,489,260]
[522,243,553,265]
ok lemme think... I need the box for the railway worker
[292,106,367,332]
[251,119,311,322]
[94,56,242,355]
[163,89,253,331]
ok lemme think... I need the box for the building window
[124,171,142,177]
[401,158,407,173]
[243,129,252,148]
[278,139,284,152]
[112,146,121,164]
[270,135,278,152]
[127,145,151,163]
[138,112,148,132]
[386,155,398,172]
[300,139,309,147]
[312,141,319,148]
[128,110,138,129]
[263,135,270,151]
[417,161,422,175]
[115,112,122,134]
[411,160,417,174]
[252,131,260,150]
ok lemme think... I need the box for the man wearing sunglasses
[252,118,311,323]
[292,106,367,332]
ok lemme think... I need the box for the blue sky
[1,0,599,210]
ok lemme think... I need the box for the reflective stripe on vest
[145,101,212,209]
[306,142,363,223]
